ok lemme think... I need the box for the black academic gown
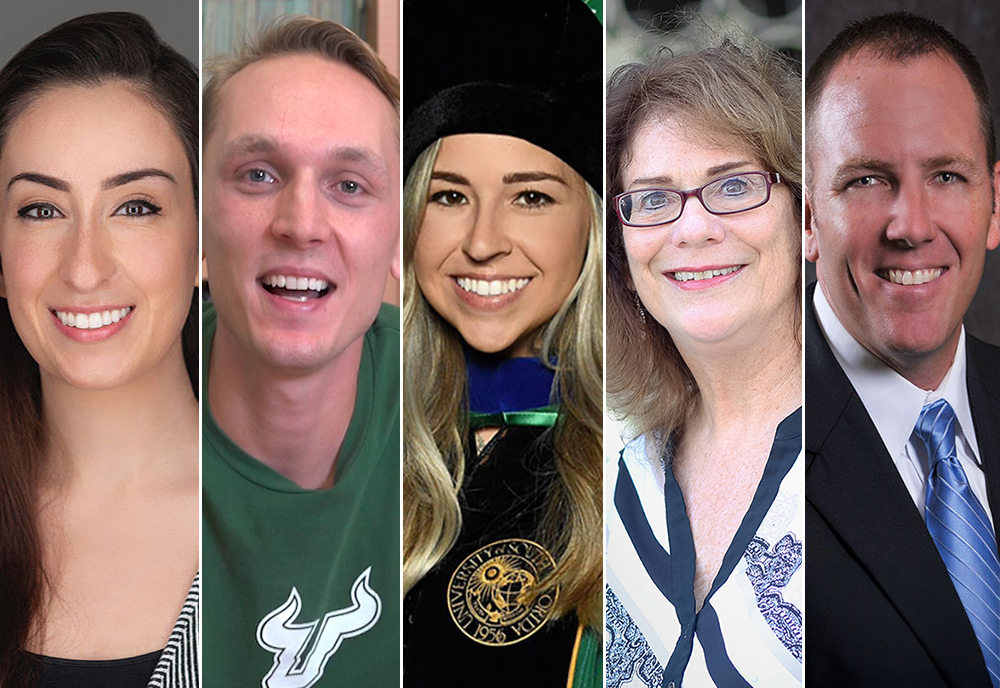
[403,425,578,687]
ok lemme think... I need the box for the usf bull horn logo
[256,567,382,688]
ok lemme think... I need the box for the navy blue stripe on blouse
[614,457,673,602]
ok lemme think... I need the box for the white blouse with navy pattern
[605,409,802,688]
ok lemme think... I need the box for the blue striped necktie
[916,399,1000,687]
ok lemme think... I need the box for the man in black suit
[804,13,1000,686]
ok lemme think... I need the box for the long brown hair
[0,13,198,684]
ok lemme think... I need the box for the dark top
[804,282,1000,687]
[37,651,159,688]
[404,424,578,687]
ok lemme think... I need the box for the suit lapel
[966,335,1000,550]
[806,285,986,684]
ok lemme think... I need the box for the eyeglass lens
[619,172,771,226]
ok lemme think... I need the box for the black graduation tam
[403,0,603,194]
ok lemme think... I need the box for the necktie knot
[914,399,957,468]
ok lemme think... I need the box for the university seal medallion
[447,538,559,646]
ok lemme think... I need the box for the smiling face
[412,134,590,357]
[0,83,197,390]
[203,53,400,374]
[620,115,799,350]
[805,51,1000,386]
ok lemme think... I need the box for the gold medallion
[446,537,559,646]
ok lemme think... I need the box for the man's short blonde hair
[203,15,399,139]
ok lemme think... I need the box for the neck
[208,325,362,490]
[676,312,801,438]
[42,346,198,492]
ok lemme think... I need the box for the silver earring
[634,292,646,325]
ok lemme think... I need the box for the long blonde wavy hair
[402,139,604,627]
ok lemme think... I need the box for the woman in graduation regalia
[401,1,603,685]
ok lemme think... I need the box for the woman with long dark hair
[0,13,199,687]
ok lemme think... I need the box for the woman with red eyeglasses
[604,25,804,688]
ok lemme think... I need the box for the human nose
[670,195,725,247]
[62,215,115,292]
[886,180,936,247]
[462,203,511,262]
[269,176,330,248]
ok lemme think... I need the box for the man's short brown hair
[806,12,995,169]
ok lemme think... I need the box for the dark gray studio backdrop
[0,0,198,66]
[805,0,1000,347]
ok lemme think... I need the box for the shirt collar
[813,284,979,464]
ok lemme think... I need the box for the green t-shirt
[202,302,400,687]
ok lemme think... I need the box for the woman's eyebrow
[627,161,754,190]
[628,174,673,189]
[6,171,68,192]
[103,168,177,189]
[502,171,567,185]
[431,170,469,185]
[705,160,753,177]
[6,168,178,193]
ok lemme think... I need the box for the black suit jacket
[805,282,1000,687]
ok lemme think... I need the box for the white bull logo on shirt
[256,567,382,688]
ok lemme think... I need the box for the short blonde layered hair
[203,15,399,139]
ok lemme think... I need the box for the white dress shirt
[813,285,994,527]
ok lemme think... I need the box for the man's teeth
[673,266,739,282]
[56,306,132,330]
[456,277,530,297]
[883,268,943,285]
[263,275,329,292]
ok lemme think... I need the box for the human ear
[390,234,400,282]
[803,189,820,263]
[986,160,1000,251]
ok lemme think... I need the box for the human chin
[849,266,966,358]
[249,327,343,371]
[246,293,376,371]
[636,273,727,342]
[241,286,330,360]
[448,314,537,357]
[32,344,127,391]
[866,308,962,361]
[36,331,174,391]
[656,301,744,345]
